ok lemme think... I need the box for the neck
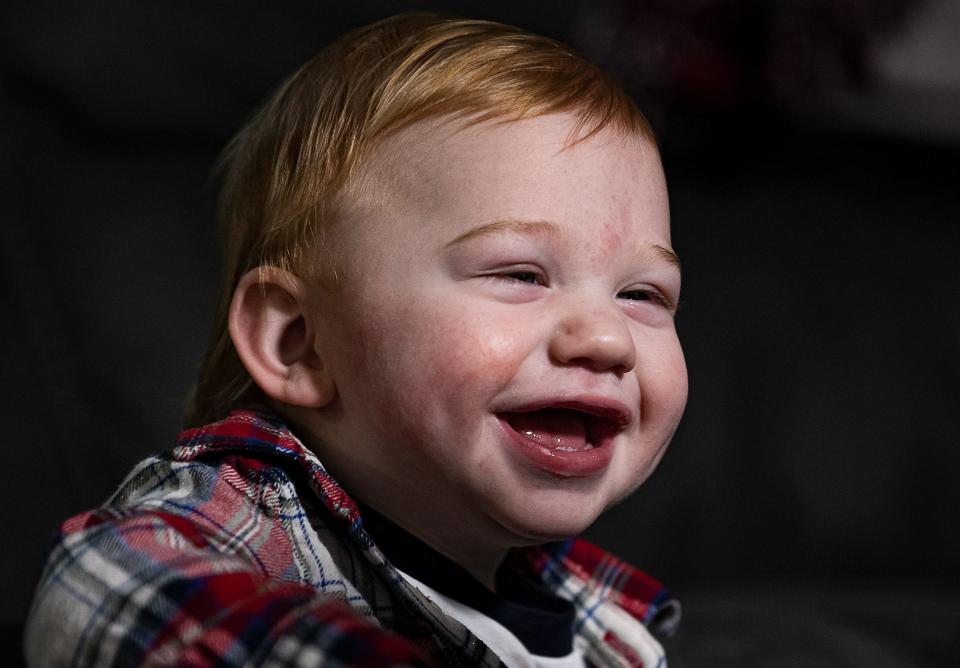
[404,521,515,592]
[434,542,505,592]
[358,501,508,592]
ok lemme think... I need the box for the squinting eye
[618,288,677,311]
[506,271,542,285]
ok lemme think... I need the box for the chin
[491,486,613,545]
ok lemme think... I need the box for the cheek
[611,341,686,503]
[354,298,531,414]
[426,324,526,389]
[664,344,689,415]
[640,333,688,424]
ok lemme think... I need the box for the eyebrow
[650,243,682,271]
[445,218,682,271]
[443,219,559,248]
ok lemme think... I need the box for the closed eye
[618,288,678,311]
[490,268,548,287]
[504,271,542,285]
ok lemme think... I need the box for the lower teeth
[555,445,592,452]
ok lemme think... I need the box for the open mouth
[500,405,626,453]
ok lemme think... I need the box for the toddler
[26,13,687,667]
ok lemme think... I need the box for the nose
[548,299,637,374]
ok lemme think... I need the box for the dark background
[2,1,958,664]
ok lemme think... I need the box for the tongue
[508,409,591,451]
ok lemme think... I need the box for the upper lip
[496,396,634,430]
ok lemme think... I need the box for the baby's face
[304,113,687,561]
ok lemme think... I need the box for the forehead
[346,113,669,250]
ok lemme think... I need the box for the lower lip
[496,417,614,478]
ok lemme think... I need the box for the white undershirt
[400,570,587,668]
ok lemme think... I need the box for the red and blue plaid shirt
[25,409,679,667]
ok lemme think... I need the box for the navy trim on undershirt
[359,504,576,657]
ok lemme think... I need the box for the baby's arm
[24,459,434,667]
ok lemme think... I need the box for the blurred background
[2,1,958,664]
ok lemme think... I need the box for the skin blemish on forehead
[597,221,622,256]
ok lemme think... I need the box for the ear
[228,266,336,408]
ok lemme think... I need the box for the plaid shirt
[25,409,679,667]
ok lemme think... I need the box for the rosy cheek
[636,336,687,419]
[654,346,689,423]
[354,294,532,423]
[667,344,689,402]
[421,321,525,390]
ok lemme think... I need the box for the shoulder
[24,412,437,667]
[93,409,330,543]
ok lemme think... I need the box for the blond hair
[186,12,653,427]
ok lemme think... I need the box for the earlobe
[228,267,336,408]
